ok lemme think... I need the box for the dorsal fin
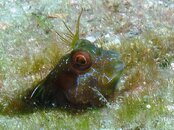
[55,9,83,49]
[71,8,83,48]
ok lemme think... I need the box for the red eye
[71,51,92,73]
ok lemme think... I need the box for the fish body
[28,39,124,107]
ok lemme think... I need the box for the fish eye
[71,50,92,72]
[75,54,87,65]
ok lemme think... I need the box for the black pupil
[75,55,87,65]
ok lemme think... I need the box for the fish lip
[119,62,125,71]
[105,62,125,85]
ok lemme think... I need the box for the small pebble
[171,62,174,71]
[146,104,151,109]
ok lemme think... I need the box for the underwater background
[0,0,174,129]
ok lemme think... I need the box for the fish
[26,10,124,108]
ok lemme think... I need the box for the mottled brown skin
[26,39,124,108]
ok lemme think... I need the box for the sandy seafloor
[0,0,174,129]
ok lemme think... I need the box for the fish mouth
[117,61,125,72]
[100,61,124,86]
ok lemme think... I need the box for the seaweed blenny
[26,11,124,108]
